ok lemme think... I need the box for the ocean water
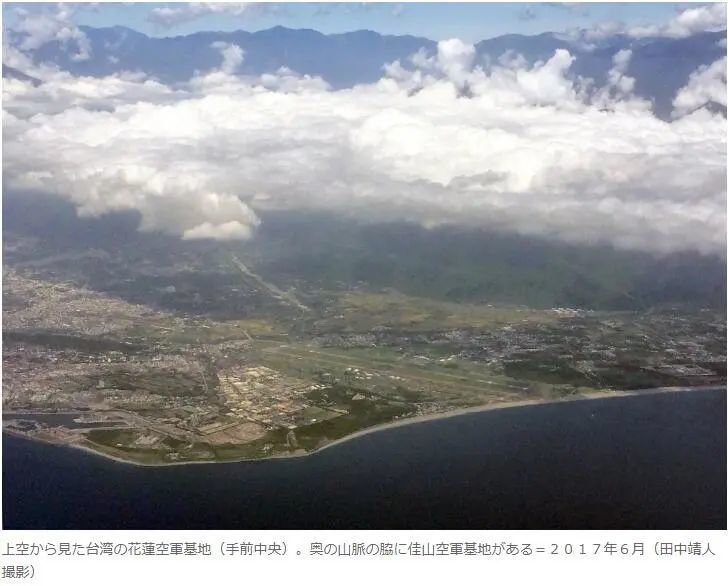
[3,389,726,529]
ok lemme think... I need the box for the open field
[310,291,559,333]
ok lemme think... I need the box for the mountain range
[5,25,727,118]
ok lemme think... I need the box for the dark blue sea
[3,389,726,529]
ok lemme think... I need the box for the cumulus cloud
[561,3,726,47]
[602,49,637,99]
[183,219,258,241]
[210,41,245,74]
[2,69,181,118]
[148,2,260,29]
[628,3,726,39]
[7,4,92,61]
[672,57,727,118]
[2,39,726,253]
[555,20,625,49]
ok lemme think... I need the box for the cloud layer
[672,56,727,117]
[559,4,726,47]
[629,3,726,39]
[148,2,263,29]
[8,4,92,61]
[3,38,726,255]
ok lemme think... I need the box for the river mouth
[3,388,726,530]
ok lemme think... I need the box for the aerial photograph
[1,1,726,529]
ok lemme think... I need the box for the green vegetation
[248,211,726,311]
[3,330,143,354]
[102,370,206,397]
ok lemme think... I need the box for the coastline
[3,385,725,468]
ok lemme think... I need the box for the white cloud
[148,2,258,29]
[605,49,636,98]
[672,57,727,118]
[561,4,726,46]
[8,4,92,61]
[183,219,258,241]
[435,38,476,89]
[210,42,245,74]
[2,69,181,118]
[555,20,625,50]
[2,40,726,254]
[629,3,726,39]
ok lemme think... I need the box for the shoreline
[3,385,725,468]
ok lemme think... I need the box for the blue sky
[2,2,694,41]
